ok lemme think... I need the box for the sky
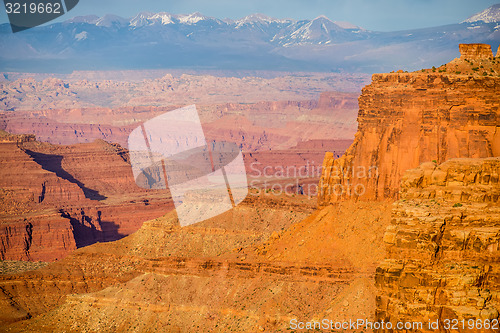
[0,0,498,31]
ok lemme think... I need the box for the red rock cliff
[318,44,500,205]
[376,158,500,330]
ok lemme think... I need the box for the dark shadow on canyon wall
[24,150,107,201]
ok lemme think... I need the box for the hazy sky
[1,0,498,31]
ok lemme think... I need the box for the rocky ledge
[318,43,500,205]
[376,158,500,331]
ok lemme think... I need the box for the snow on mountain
[273,15,346,46]
[235,13,292,28]
[129,11,221,27]
[74,31,88,41]
[65,15,99,24]
[149,12,175,25]
[463,4,500,23]
[177,12,217,25]
[95,14,128,27]
[3,7,499,73]
[129,12,156,27]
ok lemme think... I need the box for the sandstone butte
[319,43,500,205]
[0,43,498,332]
[0,130,174,261]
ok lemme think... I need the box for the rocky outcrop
[0,132,82,261]
[459,43,494,60]
[318,44,500,205]
[376,158,500,330]
[0,132,173,261]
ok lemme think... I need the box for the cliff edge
[319,43,500,205]
[376,158,500,330]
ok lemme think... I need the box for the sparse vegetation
[453,203,463,207]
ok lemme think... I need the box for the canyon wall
[0,131,173,261]
[376,158,500,331]
[0,89,357,261]
[318,43,500,205]
[314,43,500,330]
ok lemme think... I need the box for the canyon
[0,77,360,261]
[0,43,498,331]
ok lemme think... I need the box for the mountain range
[0,4,499,73]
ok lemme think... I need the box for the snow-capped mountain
[463,4,500,23]
[272,15,358,46]
[0,5,498,73]
[70,11,360,45]
[95,14,129,28]
[129,12,222,27]
[234,13,292,28]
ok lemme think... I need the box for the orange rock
[376,157,500,327]
[318,44,500,205]
[459,43,493,60]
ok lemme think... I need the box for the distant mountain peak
[240,13,275,22]
[95,14,128,27]
[463,4,500,23]
[129,11,220,27]
[177,12,219,25]
[312,15,332,21]
[65,15,99,24]
[235,13,292,28]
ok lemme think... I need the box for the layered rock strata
[318,43,500,205]
[0,132,173,261]
[376,158,500,331]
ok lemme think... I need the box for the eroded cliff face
[0,132,81,261]
[376,158,500,330]
[318,44,500,205]
[0,131,173,261]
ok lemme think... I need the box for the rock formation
[459,43,494,59]
[376,158,500,330]
[0,191,319,329]
[0,86,358,261]
[0,131,173,261]
[315,43,500,330]
[2,43,498,332]
[318,43,500,205]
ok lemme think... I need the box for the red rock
[319,45,500,205]
[0,132,174,261]
[459,43,494,60]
